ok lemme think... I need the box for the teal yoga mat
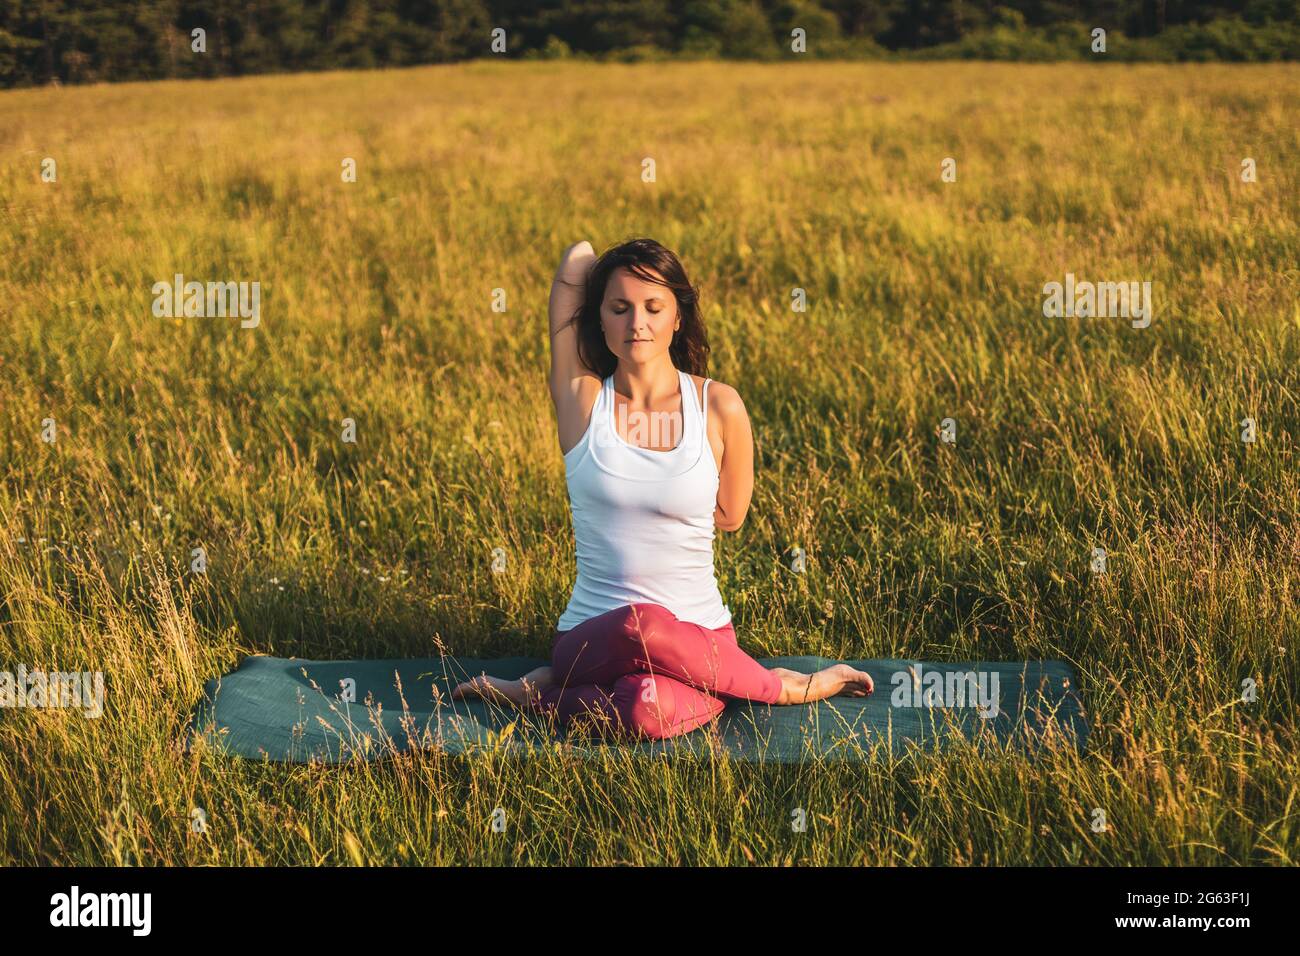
[188,654,1088,763]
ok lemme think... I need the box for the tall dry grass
[0,61,1296,864]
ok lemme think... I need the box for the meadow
[0,60,1296,865]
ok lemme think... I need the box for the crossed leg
[537,672,726,740]
[537,603,783,740]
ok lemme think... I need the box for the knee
[611,674,675,739]
[611,674,720,740]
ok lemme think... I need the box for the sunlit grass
[0,60,1296,865]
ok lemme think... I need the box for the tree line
[1,1,1295,87]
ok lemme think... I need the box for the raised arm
[549,241,601,451]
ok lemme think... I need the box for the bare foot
[770,664,874,705]
[828,664,875,698]
[451,666,553,709]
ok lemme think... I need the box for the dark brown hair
[570,237,710,378]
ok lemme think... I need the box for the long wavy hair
[570,238,710,378]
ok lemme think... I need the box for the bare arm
[549,241,600,451]
[709,382,754,532]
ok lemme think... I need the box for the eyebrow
[608,295,666,303]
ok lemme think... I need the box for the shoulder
[689,375,747,423]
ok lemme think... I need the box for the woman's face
[599,266,680,367]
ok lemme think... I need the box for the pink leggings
[537,603,783,740]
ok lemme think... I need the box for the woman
[452,238,873,739]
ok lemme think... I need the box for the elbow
[715,492,752,532]
[716,513,747,533]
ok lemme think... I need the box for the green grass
[0,60,1297,865]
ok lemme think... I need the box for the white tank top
[557,369,732,631]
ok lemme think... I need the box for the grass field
[1,60,1297,866]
